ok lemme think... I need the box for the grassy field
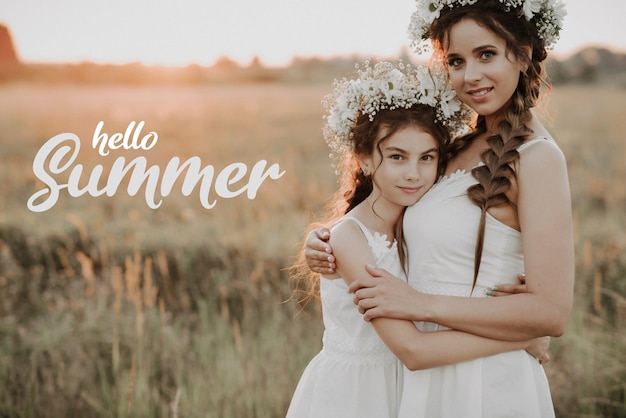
[0,81,624,417]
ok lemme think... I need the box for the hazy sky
[1,0,625,67]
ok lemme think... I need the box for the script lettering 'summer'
[27,121,286,212]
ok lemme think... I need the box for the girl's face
[445,18,525,118]
[362,124,439,210]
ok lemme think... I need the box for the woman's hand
[487,274,528,296]
[304,228,336,275]
[348,265,423,322]
[524,336,551,365]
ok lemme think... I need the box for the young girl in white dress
[287,61,550,418]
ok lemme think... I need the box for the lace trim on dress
[414,279,488,298]
[322,332,398,365]
[369,231,396,259]
[336,216,397,259]
[438,167,472,183]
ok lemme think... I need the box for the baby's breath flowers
[323,60,473,162]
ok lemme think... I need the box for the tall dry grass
[0,81,624,417]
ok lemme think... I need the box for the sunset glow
[1,0,625,67]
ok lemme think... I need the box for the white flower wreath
[408,0,567,54]
[322,60,473,162]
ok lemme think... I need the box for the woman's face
[444,18,525,118]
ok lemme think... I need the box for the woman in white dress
[287,61,549,418]
[304,1,574,417]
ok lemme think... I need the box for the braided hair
[429,0,550,287]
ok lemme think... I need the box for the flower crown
[408,0,567,54]
[323,60,472,162]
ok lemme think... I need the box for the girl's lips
[399,186,422,194]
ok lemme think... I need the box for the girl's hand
[304,228,336,275]
[486,274,527,296]
[525,336,551,365]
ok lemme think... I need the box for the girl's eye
[447,57,463,67]
[421,154,436,162]
[480,51,495,60]
[389,154,404,161]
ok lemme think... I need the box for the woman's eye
[480,51,495,60]
[389,154,403,160]
[447,58,463,67]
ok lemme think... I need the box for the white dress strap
[517,136,550,152]
[331,216,376,242]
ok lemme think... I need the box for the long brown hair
[290,104,449,305]
[429,0,550,287]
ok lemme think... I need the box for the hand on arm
[348,264,425,321]
[349,265,551,364]
[349,269,529,320]
[525,336,551,365]
[304,227,337,275]
[487,274,527,296]
[333,221,543,370]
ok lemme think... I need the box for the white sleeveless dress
[287,216,404,418]
[399,138,555,418]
